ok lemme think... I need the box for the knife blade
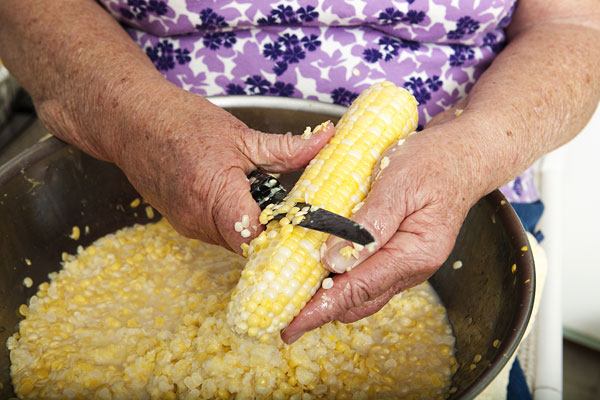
[248,171,375,246]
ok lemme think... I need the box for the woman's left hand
[281,114,486,343]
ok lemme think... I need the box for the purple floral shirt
[98,0,538,203]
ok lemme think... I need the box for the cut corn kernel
[68,225,80,240]
[452,260,463,270]
[234,222,244,232]
[380,156,390,170]
[129,198,141,208]
[301,126,313,139]
[322,278,334,290]
[339,246,354,260]
[145,206,155,219]
[241,243,250,257]
[301,121,330,140]
[8,219,455,399]
[366,241,377,253]
[18,304,28,317]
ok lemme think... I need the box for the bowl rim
[460,189,535,398]
[0,95,534,399]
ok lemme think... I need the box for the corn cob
[227,81,419,341]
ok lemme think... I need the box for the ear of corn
[227,81,419,341]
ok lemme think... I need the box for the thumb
[322,167,406,274]
[237,122,335,172]
[211,167,263,255]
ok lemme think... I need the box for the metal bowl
[0,96,534,399]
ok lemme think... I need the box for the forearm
[428,11,600,199]
[0,0,168,162]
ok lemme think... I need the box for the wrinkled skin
[101,89,335,254]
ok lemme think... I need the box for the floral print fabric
[97,0,536,203]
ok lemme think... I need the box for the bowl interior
[0,97,534,399]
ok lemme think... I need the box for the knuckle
[278,132,296,159]
[340,277,373,310]
[237,129,257,159]
[267,132,297,166]
[378,248,411,286]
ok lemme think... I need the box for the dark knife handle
[248,172,375,246]
[248,170,288,210]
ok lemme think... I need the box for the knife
[248,171,375,246]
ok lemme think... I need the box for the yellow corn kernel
[69,225,80,240]
[145,206,155,219]
[130,198,141,208]
[18,304,29,317]
[18,377,34,396]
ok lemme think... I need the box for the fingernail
[286,331,304,344]
[325,240,360,274]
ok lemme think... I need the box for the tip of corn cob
[227,81,418,341]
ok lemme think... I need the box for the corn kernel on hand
[114,93,334,254]
[282,113,482,344]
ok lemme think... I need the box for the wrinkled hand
[282,119,484,343]
[113,88,334,253]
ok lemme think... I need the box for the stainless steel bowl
[0,96,534,399]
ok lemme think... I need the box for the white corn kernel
[241,215,250,228]
[322,278,334,290]
[452,261,463,270]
